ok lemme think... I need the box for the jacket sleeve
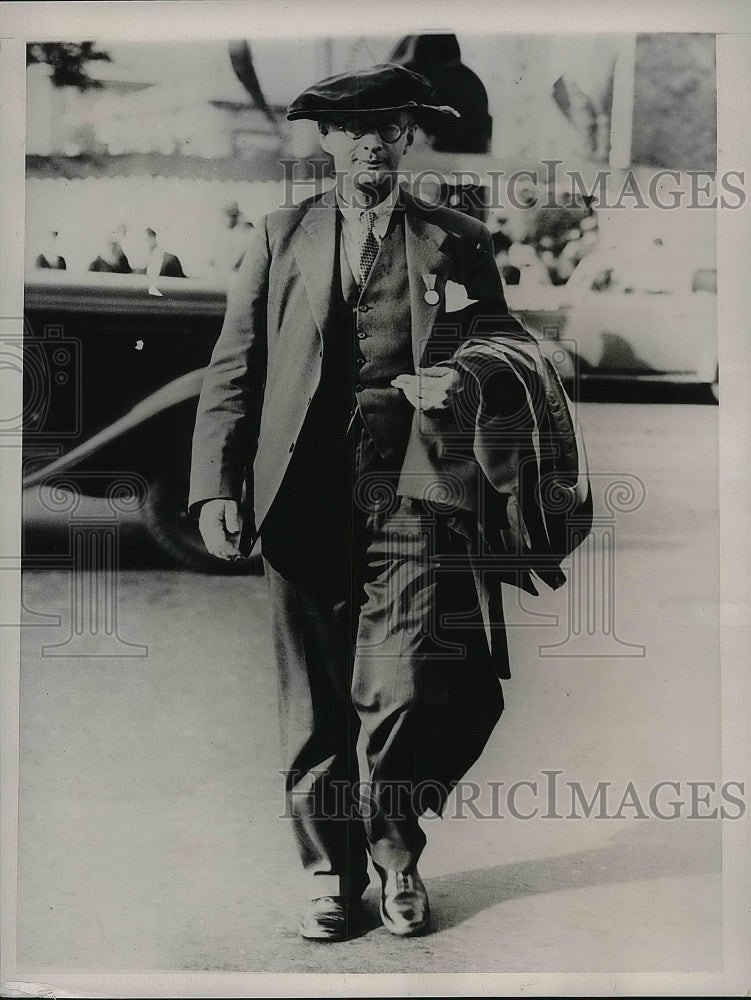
[188,217,270,514]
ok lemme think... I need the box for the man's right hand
[198,499,244,560]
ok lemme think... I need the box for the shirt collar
[336,184,401,240]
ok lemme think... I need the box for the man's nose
[359,130,384,151]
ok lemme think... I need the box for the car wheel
[142,472,263,574]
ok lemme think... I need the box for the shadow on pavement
[423,819,720,935]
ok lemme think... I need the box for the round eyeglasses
[332,122,411,143]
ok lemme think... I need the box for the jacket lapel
[292,185,454,364]
[293,186,338,340]
[401,189,453,367]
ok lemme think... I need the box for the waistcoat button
[357,331,368,339]
[358,304,370,312]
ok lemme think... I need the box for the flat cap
[287,62,460,121]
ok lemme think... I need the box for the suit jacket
[88,247,131,273]
[189,184,531,543]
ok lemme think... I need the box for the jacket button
[289,443,295,452]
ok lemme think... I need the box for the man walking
[189,63,538,941]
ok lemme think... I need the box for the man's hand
[198,499,244,560]
[391,365,460,414]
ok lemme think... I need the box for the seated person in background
[208,201,254,273]
[88,242,132,273]
[490,215,513,257]
[88,226,132,274]
[507,240,550,288]
[35,230,66,270]
[495,250,521,286]
[132,228,186,278]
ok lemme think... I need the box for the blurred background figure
[88,224,131,273]
[555,226,585,282]
[556,218,599,282]
[493,245,521,287]
[208,201,254,273]
[495,253,521,287]
[131,227,187,278]
[88,240,132,273]
[35,229,66,270]
[112,223,131,269]
[489,216,513,257]
[508,240,552,290]
[490,215,519,285]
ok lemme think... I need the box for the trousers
[262,428,505,896]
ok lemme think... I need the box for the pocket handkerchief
[444,280,479,313]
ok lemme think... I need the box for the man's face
[319,112,415,201]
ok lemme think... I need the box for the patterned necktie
[359,210,379,286]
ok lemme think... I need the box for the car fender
[23,368,206,488]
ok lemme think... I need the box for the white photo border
[1,2,749,996]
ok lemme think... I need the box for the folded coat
[398,332,593,598]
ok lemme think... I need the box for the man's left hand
[391,366,460,414]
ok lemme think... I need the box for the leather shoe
[376,866,431,937]
[298,896,351,941]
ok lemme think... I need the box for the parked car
[510,249,719,401]
[22,271,261,572]
[23,246,716,571]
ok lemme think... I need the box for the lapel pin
[422,273,440,306]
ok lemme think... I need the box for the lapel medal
[422,273,440,306]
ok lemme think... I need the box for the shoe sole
[299,904,359,942]
[299,927,347,941]
[379,900,431,937]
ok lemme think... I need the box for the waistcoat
[334,207,415,459]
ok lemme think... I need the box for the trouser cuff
[305,872,369,900]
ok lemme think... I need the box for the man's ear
[404,125,416,153]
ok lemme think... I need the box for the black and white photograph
[1,2,750,997]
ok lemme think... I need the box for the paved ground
[14,400,723,983]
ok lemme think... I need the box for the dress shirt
[146,247,166,278]
[336,184,400,286]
